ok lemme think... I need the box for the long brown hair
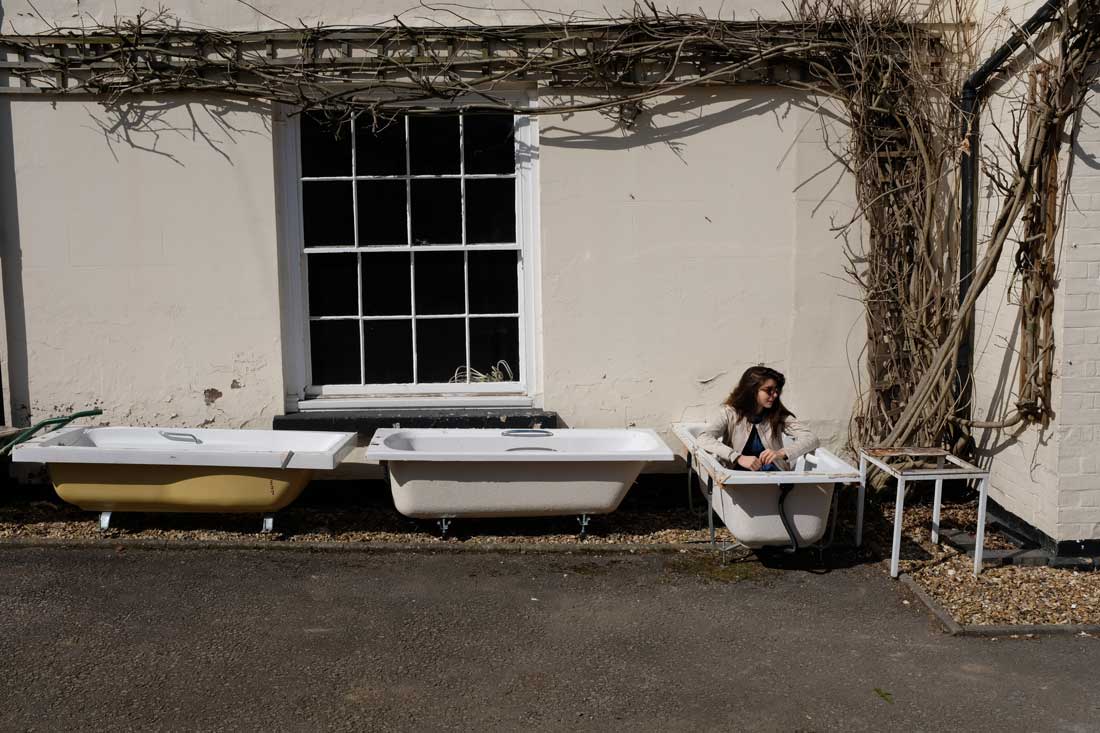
[724,365,795,436]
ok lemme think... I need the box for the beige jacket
[695,404,820,471]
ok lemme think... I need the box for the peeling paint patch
[203,388,223,406]
[696,371,727,385]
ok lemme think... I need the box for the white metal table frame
[859,448,990,578]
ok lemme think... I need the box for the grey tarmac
[0,547,1097,732]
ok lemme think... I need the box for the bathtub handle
[159,431,203,445]
[502,429,553,438]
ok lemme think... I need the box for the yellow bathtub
[49,464,314,513]
[13,426,356,531]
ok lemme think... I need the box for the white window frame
[274,95,541,411]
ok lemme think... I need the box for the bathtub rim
[367,427,675,463]
[12,426,357,471]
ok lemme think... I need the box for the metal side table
[859,448,990,578]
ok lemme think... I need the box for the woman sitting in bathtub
[696,365,819,472]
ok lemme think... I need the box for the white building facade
[2,0,1098,550]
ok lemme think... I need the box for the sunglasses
[760,386,782,396]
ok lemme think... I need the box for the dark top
[741,420,765,458]
[734,416,779,471]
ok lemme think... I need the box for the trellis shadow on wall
[538,89,850,209]
[81,95,273,167]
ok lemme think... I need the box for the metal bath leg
[707,475,716,547]
[438,516,452,539]
[826,486,840,547]
[98,512,111,531]
[261,514,275,534]
[577,514,590,539]
[856,455,867,547]
[686,452,695,514]
[890,478,907,578]
[974,477,990,577]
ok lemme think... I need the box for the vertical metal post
[974,476,990,576]
[890,478,907,578]
[686,451,694,513]
[856,454,867,547]
[707,474,715,547]
[931,456,945,544]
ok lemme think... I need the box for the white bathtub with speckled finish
[367,428,675,519]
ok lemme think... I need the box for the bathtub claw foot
[577,514,591,539]
[261,514,275,534]
[437,516,453,539]
[98,511,111,531]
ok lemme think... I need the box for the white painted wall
[0,86,861,453]
[1052,79,1100,544]
[537,89,860,446]
[971,0,1100,542]
[0,96,286,429]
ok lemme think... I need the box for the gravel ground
[870,499,1100,626]
[5,481,1098,627]
[0,481,735,546]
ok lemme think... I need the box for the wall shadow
[80,95,272,166]
[0,99,29,427]
[538,88,834,152]
[973,307,1028,468]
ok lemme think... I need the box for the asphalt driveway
[0,547,1097,732]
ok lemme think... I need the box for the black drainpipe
[957,0,1063,424]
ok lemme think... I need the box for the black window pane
[355,116,406,176]
[363,320,413,384]
[409,115,460,175]
[357,181,407,245]
[303,181,354,247]
[308,253,358,317]
[361,253,411,316]
[470,318,519,382]
[310,320,360,385]
[414,251,464,315]
[464,114,515,174]
[410,180,461,244]
[416,318,466,383]
[468,251,518,314]
[466,179,515,244]
[301,113,351,177]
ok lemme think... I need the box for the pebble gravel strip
[872,501,1100,627]
[0,499,734,547]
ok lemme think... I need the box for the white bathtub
[367,428,675,520]
[672,423,860,548]
[12,427,356,530]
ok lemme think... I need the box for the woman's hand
[736,455,763,471]
[760,448,786,466]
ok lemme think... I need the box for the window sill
[273,406,559,434]
[293,395,534,411]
